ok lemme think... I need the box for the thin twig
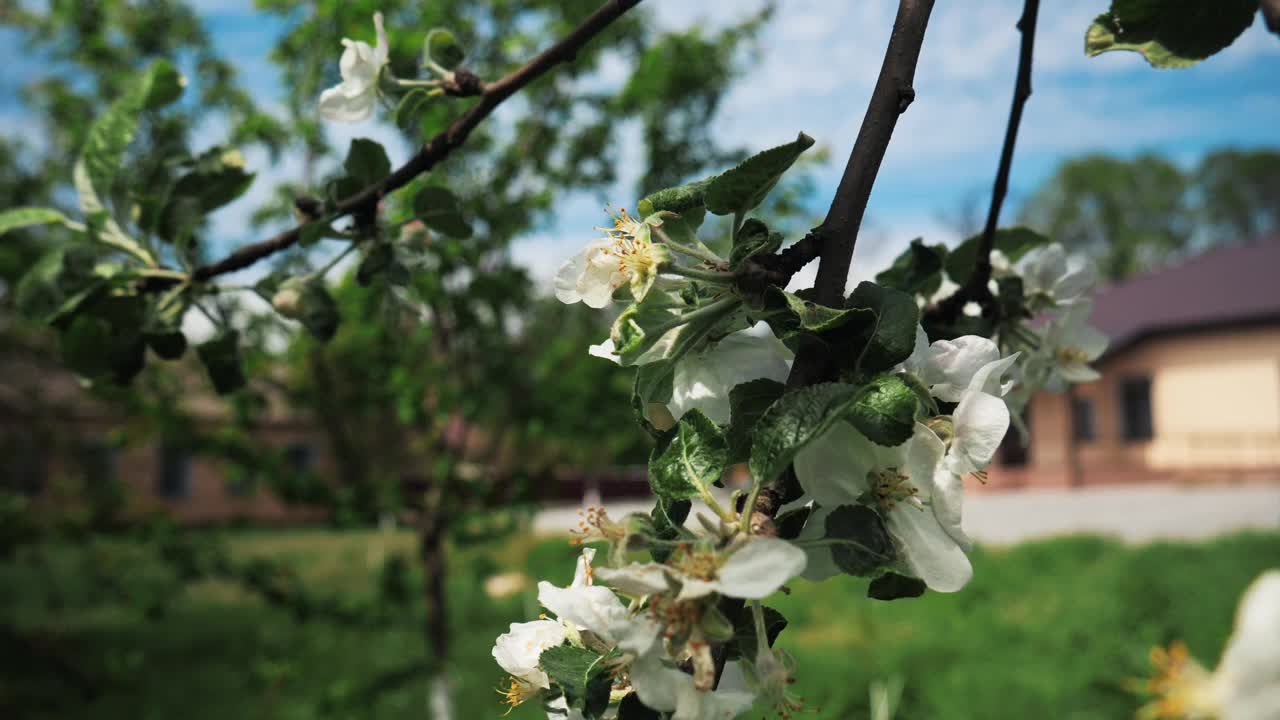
[927,0,1040,325]
[145,0,643,290]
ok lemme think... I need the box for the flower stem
[739,478,763,534]
[650,295,739,337]
[664,264,735,285]
[654,227,724,265]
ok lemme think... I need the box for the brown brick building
[988,240,1280,489]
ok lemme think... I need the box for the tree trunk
[420,509,452,720]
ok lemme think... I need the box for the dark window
[284,442,315,473]
[997,409,1031,467]
[1071,396,1096,442]
[157,445,192,499]
[1119,376,1154,441]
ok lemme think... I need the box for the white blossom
[596,536,806,602]
[555,209,668,308]
[1141,570,1280,720]
[491,619,566,690]
[1015,242,1097,306]
[318,13,389,122]
[903,326,1019,402]
[629,653,756,720]
[668,322,792,424]
[536,548,628,645]
[1038,300,1108,391]
[794,422,973,592]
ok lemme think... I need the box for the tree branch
[927,0,1040,325]
[809,0,936,308]
[714,0,937,688]
[155,0,643,288]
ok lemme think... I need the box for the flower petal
[595,563,672,596]
[716,537,806,599]
[536,581,627,643]
[886,504,973,593]
[318,83,376,122]
[669,323,792,424]
[491,619,566,687]
[795,505,840,582]
[1217,570,1280,711]
[927,336,1000,402]
[949,390,1010,475]
[794,422,880,507]
[553,251,587,305]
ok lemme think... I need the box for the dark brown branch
[713,0,937,689]
[809,0,936,308]
[928,0,1040,325]
[150,0,642,289]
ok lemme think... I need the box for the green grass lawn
[2,528,1276,720]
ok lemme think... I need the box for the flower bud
[272,280,306,319]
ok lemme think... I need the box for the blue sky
[3,0,1279,295]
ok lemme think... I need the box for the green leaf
[60,313,146,385]
[538,645,612,718]
[845,281,919,373]
[413,186,472,239]
[649,496,690,562]
[848,375,918,447]
[144,330,187,360]
[156,148,255,241]
[876,238,947,296]
[344,138,392,187]
[298,222,327,248]
[944,227,1049,286]
[0,207,81,237]
[638,176,715,216]
[705,132,815,216]
[749,383,861,484]
[424,28,466,70]
[729,217,783,268]
[197,332,246,396]
[778,287,863,333]
[81,60,185,198]
[726,378,786,464]
[868,572,927,601]
[632,360,675,437]
[357,243,395,286]
[648,409,728,501]
[1085,1,1258,69]
[825,505,895,576]
[298,283,340,341]
[724,605,788,661]
[611,292,731,367]
[141,59,186,110]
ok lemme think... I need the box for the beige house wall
[988,325,1280,489]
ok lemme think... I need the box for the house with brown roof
[989,240,1280,488]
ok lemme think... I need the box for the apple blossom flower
[1038,300,1108,391]
[595,536,806,602]
[1015,242,1097,306]
[536,548,629,647]
[794,423,973,592]
[318,13,390,122]
[1139,570,1280,720]
[667,322,792,424]
[492,618,567,710]
[628,652,756,720]
[903,326,1019,402]
[555,209,670,308]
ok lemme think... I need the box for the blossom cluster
[491,192,1118,718]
